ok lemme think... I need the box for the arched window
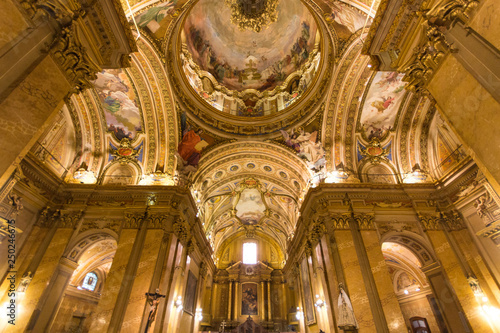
[243,242,257,264]
[81,272,98,291]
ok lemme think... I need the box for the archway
[49,233,117,332]
[381,233,468,333]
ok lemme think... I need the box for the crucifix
[220,320,227,333]
[144,288,166,333]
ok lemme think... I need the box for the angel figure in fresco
[376,72,399,90]
[328,2,367,34]
[280,128,326,170]
[371,96,396,113]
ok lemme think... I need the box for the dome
[179,0,322,118]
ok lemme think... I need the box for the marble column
[162,241,188,333]
[334,229,376,332]
[121,228,165,332]
[267,280,272,322]
[5,228,73,332]
[425,229,491,331]
[228,280,233,321]
[29,257,78,332]
[360,230,406,331]
[89,229,139,332]
[348,215,389,332]
[152,234,179,333]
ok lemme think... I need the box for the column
[89,227,142,331]
[348,213,389,332]
[228,280,233,321]
[424,226,490,331]
[360,229,406,331]
[5,227,73,333]
[259,281,268,321]
[153,234,180,333]
[0,209,53,301]
[234,280,240,321]
[121,227,165,332]
[162,241,188,333]
[29,257,78,332]
[334,228,376,332]
[267,280,272,322]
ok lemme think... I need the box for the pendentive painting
[242,283,258,315]
[184,270,198,315]
[183,0,318,92]
[93,70,143,141]
[358,71,407,140]
[301,258,315,324]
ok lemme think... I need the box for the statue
[144,289,165,333]
[17,271,33,292]
[337,283,358,331]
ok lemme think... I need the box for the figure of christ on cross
[145,289,166,333]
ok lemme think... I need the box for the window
[81,272,98,291]
[243,242,257,264]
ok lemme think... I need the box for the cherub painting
[359,72,406,139]
[280,128,326,171]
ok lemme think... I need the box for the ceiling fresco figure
[93,70,143,141]
[359,71,407,140]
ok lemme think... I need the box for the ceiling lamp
[72,162,97,184]
[403,163,428,184]
[225,0,279,33]
[139,170,175,186]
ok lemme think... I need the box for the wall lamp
[295,307,303,320]
[195,308,203,321]
[175,296,183,310]
[315,295,325,308]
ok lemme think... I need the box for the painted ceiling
[183,0,318,92]
[33,0,468,257]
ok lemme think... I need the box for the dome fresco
[183,0,318,93]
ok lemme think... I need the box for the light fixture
[314,295,325,308]
[295,307,303,320]
[72,162,97,184]
[195,308,203,321]
[225,0,279,33]
[324,162,350,183]
[403,163,428,183]
[175,296,183,310]
[139,170,175,185]
[403,289,409,295]
[415,286,421,292]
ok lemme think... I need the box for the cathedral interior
[1,0,500,332]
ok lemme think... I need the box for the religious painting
[325,1,370,39]
[184,270,198,315]
[177,114,215,173]
[358,72,407,140]
[234,188,266,225]
[280,125,326,171]
[396,272,418,292]
[135,0,176,33]
[183,0,318,92]
[93,70,143,140]
[241,283,258,315]
[300,258,315,324]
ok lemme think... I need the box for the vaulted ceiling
[31,0,468,258]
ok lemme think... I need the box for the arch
[359,162,398,184]
[100,160,142,185]
[379,231,437,267]
[64,230,118,262]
